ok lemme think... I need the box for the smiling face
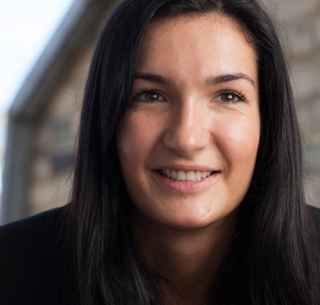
[117,14,260,230]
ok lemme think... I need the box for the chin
[157,208,239,231]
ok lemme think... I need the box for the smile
[159,169,215,182]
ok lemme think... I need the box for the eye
[131,90,165,103]
[215,91,245,104]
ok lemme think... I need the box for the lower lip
[153,171,219,193]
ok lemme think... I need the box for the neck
[131,210,237,305]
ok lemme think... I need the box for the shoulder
[0,206,65,238]
[0,206,71,305]
[0,206,67,261]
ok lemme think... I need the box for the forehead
[136,14,257,85]
[148,13,249,41]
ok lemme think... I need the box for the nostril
[161,118,210,156]
[162,135,208,156]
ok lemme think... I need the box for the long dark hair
[68,0,318,304]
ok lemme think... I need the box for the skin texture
[117,14,260,304]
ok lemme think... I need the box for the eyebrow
[206,73,256,87]
[134,72,256,87]
[134,73,171,85]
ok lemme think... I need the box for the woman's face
[117,14,260,230]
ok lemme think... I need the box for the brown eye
[145,92,163,101]
[132,90,165,103]
[216,92,244,104]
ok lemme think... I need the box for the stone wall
[29,53,84,214]
[27,34,98,215]
[263,0,320,207]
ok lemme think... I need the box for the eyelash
[130,88,247,104]
[130,88,165,103]
[216,88,247,104]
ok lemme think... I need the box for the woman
[0,0,319,304]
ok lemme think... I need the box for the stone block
[291,54,320,99]
[315,17,320,43]
[284,21,319,59]
[265,0,320,23]
[303,138,320,174]
[31,156,52,180]
[28,173,71,216]
[297,98,320,140]
[305,173,320,207]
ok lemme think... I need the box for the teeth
[172,170,177,180]
[160,170,213,182]
[195,171,202,181]
[178,170,186,181]
[186,171,195,181]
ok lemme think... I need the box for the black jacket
[0,205,320,305]
[0,207,71,305]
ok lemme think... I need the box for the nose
[162,100,210,156]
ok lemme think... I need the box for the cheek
[117,113,161,168]
[217,114,260,170]
[117,118,142,167]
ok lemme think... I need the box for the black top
[0,207,72,305]
[0,205,320,305]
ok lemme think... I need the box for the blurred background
[0,0,320,224]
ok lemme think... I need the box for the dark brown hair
[68,0,318,304]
